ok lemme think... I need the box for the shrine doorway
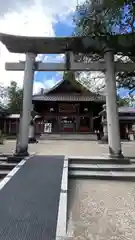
[60,116,76,132]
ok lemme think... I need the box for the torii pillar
[104,48,123,158]
[15,53,36,156]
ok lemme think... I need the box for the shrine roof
[118,107,135,113]
[1,32,135,55]
[32,77,105,102]
[5,114,41,119]
[32,94,105,102]
[99,106,135,115]
[45,77,92,95]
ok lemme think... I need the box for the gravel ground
[67,179,135,240]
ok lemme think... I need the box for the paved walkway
[0,156,64,240]
[0,140,135,158]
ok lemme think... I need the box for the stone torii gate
[0,32,135,159]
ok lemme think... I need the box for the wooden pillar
[15,119,18,135]
[9,120,11,134]
[4,120,6,134]
[42,120,44,133]
[90,112,93,132]
[76,116,80,132]
[57,116,60,132]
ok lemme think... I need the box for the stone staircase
[0,154,24,181]
[40,133,97,141]
[68,157,135,181]
[0,154,135,183]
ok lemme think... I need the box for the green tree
[7,81,23,114]
[117,94,130,107]
[74,0,135,36]
[73,0,135,91]
[63,70,105,93]
[62,71,135,107]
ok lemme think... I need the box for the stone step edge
[69,164,135,171]
[69,170,135,180]
[69,160,130,165]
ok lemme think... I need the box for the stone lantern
[100,104,108,143]
[28,104,38,143]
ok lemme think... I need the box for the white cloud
[0,0,77,20]
[44,78,60,89]
[0,5,55,36]
[0,5,55,97]
[42,54,65,63]
[0,0,76,101]
[33,77,61,95]
[33,81,47,94]
[0,42,24,87]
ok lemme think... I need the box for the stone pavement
[0,139,135,158]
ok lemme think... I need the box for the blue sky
[35,18,74,88]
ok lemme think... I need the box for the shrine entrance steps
[0,154,24,183]
[68,156,135,180]
[0,155,135,239]
[40,133,97,141]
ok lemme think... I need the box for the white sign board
[44,123,52,133]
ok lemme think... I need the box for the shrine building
[32,77,105,134]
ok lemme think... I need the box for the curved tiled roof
[32,77,105,102]
[118,107,135,113]
[99,106,135,116]
[32,94,105,102]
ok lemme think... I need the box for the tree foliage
[0,86,7,99]
[0,86,9,116]
[117,94,130,107]
[74,0,135,36]
[73,0,135,92]
[7,81,23,114]
[63,70,105,92]
[62,70,135,106]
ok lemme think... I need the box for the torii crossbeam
[5,60,135,72]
